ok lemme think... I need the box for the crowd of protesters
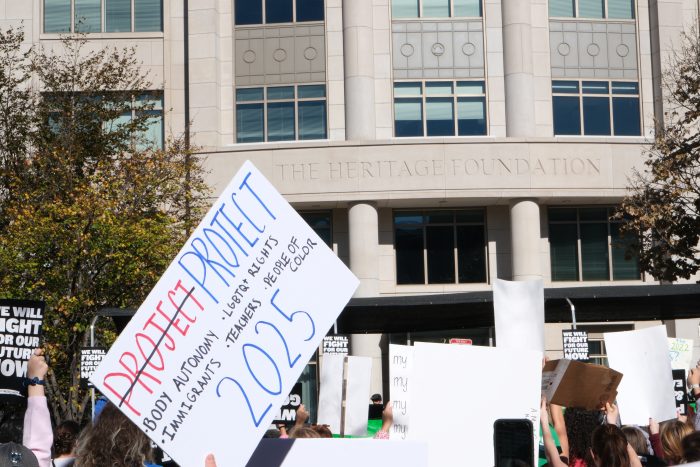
[7,348,700,466]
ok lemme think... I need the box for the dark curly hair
[54,420,80,456]
[590,424,630,466]
[564,408,602,465]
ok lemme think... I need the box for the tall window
[44,0,163,33]
[548,207,640,282]
[394,210,487,285]
[300,211,332,247]
[235,0,324,25]
[106,92,164,149]
[552,81,641,136]
[392,0,482,18]
[548,0,635,19]
[394,81,487,137]
[236,85,327,143]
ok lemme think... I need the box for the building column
[342,0,376,141]
[501,0,536,137]
[348,202,383,394]
[509,199,542,281]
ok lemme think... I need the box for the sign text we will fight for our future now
[91,161,358,467]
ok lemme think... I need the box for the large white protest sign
[493,279,544,352]
[409,342,542,467]
[344,356,372,436]
[669,337,694,371]
[91,161,359,467]
[389,344,414,440]
[246,439,428,466]
[317,354,344,433]
[604,326,677,425]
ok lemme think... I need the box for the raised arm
[541,397,567,467]
[22,348,53,467]
[550,403,569,460]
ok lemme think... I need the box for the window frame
[393,209,489,285]
[551,79,641,137]
[235,84,328,143]
[234,0,325,26]
[548,206,642,282]
[299,210,333,249]
[43,0,163,34]
[548,0,636,20]
[391,0,483,19]
[393,80,489,138]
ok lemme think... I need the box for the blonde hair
[661,419,693,464]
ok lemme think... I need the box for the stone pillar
[509,199,542,281]
[348,202,382,394]
[342,0,376,141]
[501,0,536,137]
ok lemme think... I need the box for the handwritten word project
[91,161,359,467]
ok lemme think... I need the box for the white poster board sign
[246,439,428,466]
[317,354,344,434]
[389,344,414,440]
[669,337,694,371]
[604,326,677,425]
[409,342,542,467]
[91,161,359,467]
[493,279,544,352]
[344,356,372,436]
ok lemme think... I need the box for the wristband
[24,377,45,387]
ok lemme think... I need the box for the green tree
[0,33,208,423]
[617,25,700,282]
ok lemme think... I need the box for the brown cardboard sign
[542,359,623,410]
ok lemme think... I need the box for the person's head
[263,428,281,439]
[54,420,80,458]
[564,408,601,462]
[682,430,700,462]
[0,442,39,467]
[621,426,649,455]
[660,419,694,464]
[288,426,321,439]
[589,424,630,467]
[370,394,382,405]
[310,424,333,438]
[74,402,152,467]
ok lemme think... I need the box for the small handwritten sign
[668,338,694,370]
[389,344,414,440]
[91,161,359,466]
[0,299,45,399]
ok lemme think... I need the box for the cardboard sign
[493,279,544,352]
[389,344,414,440]
[562,330,589,361]
[322,335,349,356]
[246,439,428,467]
[409,342,542,467]
[272,382,302,425]
[604,326,677,425]
[0,299,45,399]
[90,161,359,467]
[80,347,107,388]
[669,338,694,370]
[672,369,688,416]
[542,359,622,410]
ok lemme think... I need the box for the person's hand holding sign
[205,454,217,467]
[26,348,48,398]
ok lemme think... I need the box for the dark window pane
[425,211,453,224]
[235,0,263,25]
[301,212,332,247]
[611,223,640,280]
[268,86,295,100]
[583,97,610,136]
[298,100,327,140]
[395,99,423,137]
[45,0,71,32]
[457,97,486,136]
[396,225,424,284]
[266,0,293,23]
[553,96,581,135]
[297,0,324,21]
[582,81,609,94]
[426,97,454,136]
[135,0,163,32]
[579,207,608,221]
[456,209,484,223]
[608,0,634,19]
[552,81,579,93]
[613,97,641,136]
[426,226,455,283]
[106,0,132,32]
[298,85,325,98]
[580,223,609,280]
[549,0,574,16]
[457,225,486,283]
[579,0,604,18]
[267,102,295,141]
[75,0,101,32]
[549,223,579,281]
[395,212,424,225]
[548,208,577,222]
[236,103,264,143]
[611,82,638,95]
[423,0,450,17]
[454,0,482,17]
[237,87,264,102]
